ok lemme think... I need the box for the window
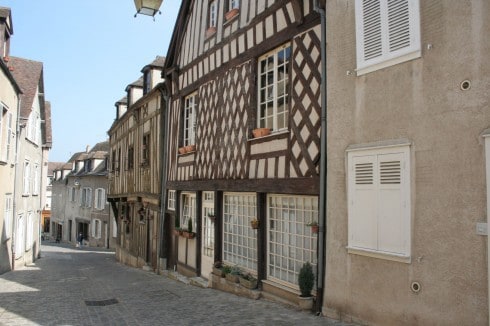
[144,71,151,94]
[80,187,92,208]
[258,44,291,132]
[183,93,197,146]
[92,219,101,239]
[180,193,196,231]
[347,142,411,261]
[3,194,12,241]
[268,195,318,287]
[229,0,239,10]
[33,164,40,195]
[5,111,13,162]
[168,190,176,211]
[142,134,150,166]
[69,187,76,202]
[209,1,218,28]
[111,150,118,172]
[94,188,106,210]
[355,0,421,75]
[23,160,31,195]
[15,214,25,256]
[203,192,215,258]
[127,146,134,169]
[26,211,33,250]
[223,193,257,272]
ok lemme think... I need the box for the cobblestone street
[0,242,352,326]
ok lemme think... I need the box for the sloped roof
[48,162,65,175]
[125,76,144,91]
[8,56,44,118]
[142,55,165,72]
[164,1,190,72]
[91,140,109,152]
[115,96,127,105]
[43,101,53,147]
[0,7,11,19]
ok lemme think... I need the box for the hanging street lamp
[134,0,163,17]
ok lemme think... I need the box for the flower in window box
[206,26,217,38]
[239,273,258,289]
[307,221,319,234]
[252,128,271,138]
[250,218,259,229]
[225,8,239,21]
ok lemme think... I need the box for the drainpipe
[314,0,327,316]
[483,131,490,324]
[11,96,22,271]
[157,84,170,274]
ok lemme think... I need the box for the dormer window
[209,1,218,28]
[144,71,151,95]
[229,0,239,10]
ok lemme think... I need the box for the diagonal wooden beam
[291,0,304,24]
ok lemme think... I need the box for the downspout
[157,84,170,274]
[314,0,327,316]
[11,96,22,271]
[483,131,490,324]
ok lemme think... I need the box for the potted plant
[178,146,187,154]
[298,262,315,310]
[307,221,319,234]
[213,261,225,277]
[252,127,271,138]
[185,144,196,153]
[239,273,258,289]
[222,264,232,278]
[225,265,241,283]
[181,218,195,239]
[250,218,259,229]
[207,211,216,223]
[225,8,239,21]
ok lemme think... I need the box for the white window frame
[23,160,31,195]
[229,0,239,10]
[26,211,33,250]
[267,195,318,288]
[168,190,176,211]
[5,111,13,162]
[223,193,257,272]
[183,93,197,146]
[257,44,291,132]
[355,0,421,75]
[69,187,76,202]
[92,219,101,239]
[346,141,411,262]
[203,191,215,258]
[209,0,218,28]
[4,194,13,241]
[15,214,25,257]
[180,193,196,231]
[80,187,92,208]
[33,163,40,195]
[94,188,106,210]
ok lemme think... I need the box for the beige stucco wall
[324,0,490,325]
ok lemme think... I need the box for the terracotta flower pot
[252,128,271,138]
[178,147,186,154]
[206,26,216,38]
[225,8,239,21]
[251,219,259,229]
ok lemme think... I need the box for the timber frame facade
[108,57,165,271]
[163,0,322,305]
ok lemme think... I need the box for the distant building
[108,56,165,270]
[51,142,114,248]
[0,6,52,272]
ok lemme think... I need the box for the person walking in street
[77,232,83,248]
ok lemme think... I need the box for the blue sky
[2,0,180,162]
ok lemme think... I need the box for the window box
[239,274,258,289]
[182,231,196,239]
[206,26,216,38]
[178,147,187,154]
[252,128,270,138]
[225,8,239,21]
[185,144,196,153]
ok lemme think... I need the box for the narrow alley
[0,242,351,326]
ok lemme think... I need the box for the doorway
[201,191,215,279]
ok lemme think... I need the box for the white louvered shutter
[349,154,377,250]
[377,153,406,254]
[355,0,421,74]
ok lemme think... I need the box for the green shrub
[188,218,193,233]
[298,262,314,297]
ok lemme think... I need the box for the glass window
[258,44,291,131]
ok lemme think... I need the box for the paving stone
[0,242,356,326]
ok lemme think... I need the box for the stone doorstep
[166,270,208,288]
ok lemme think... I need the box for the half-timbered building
[108,56,165,271]
[163,0,322,306]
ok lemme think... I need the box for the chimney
[86,145,90,153]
